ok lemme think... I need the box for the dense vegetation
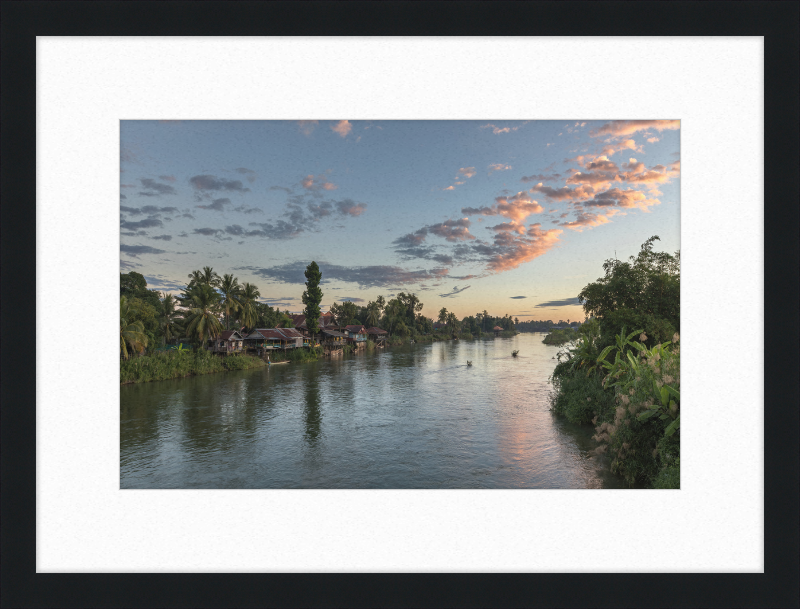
[542,328,579,345]
[120,262,526,384]
[549,237,681,488]
[120,349,266,384]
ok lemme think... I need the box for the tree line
[120,261,525,358]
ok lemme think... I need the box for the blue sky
[120,120,680,321]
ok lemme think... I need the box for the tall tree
[438,307,448,324]
[218,273,242,330]
[365,302,380,327]
[183,283,223,344]
[302,261,323,335]
[120,296,148,359]
[238,283,261,330]
[159,293,183,345]
[445,311,460,338]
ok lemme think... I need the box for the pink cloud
[297,120,319,136]
[647,136,660,143]
[560,209,623,232]
[459,167,477,178]
[302,174,338,191]
[331,120,353,137]
[462,191,544,222]
[488,163,512,174]
[584,188,660,211]
[487,221,527,235]
[486,224,562,272]
[480,122,528,135]
[429,218,475,242]
[591,120,680,138]
[529,183,595,202]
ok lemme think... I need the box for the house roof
[218,330,243,340]
[249,328,304,340]
[294,314,336,329]
[320,328,347,338]
[344,325,367,332]
[493,326,504,331]
[366,327,387,335]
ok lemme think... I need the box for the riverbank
[121,350,267,384]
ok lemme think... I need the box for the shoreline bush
[121,350,265,384]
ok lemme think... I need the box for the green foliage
[329,300,359,327]
[218,273,242,330]
[302,261,323,334]
[120,350,265,384]
[120,295,148,359]
[183,283,223,343]
[579,236,679,349]
[550,371,615,425]
[543,328,578,345]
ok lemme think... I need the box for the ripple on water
[121,334,623,488]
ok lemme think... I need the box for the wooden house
[318,328,347,349]
[493,325,504,337]
[244,328,304,354]
[343,324,368,347]
[366,327,388,346]
[208,330,245,354]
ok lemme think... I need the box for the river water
[120,333,625,489]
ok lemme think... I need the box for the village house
[343,324,368,347]
[493,325,504,337]
[366,327,388,346]
[208,330,245,354]
[243,328,304,355]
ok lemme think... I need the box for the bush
[120,349,265,384]
[543,328,578,345]
[550,369,615,425]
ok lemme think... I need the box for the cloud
[335,199,367,216]
[159,175,176,182]
[487,221,527,235]
[120,216,163,230]
[119,260,140,270]
[488,163,512,175]
[120,205,178,216]
[528,183,595,202]
[120,244,166,257]
[428,218,474,242]
[270,185,293,194]
[235,168,257,183]
[583,188,658,211]
[439,285,471,298]
[340,297,366,303]
[560,209,623,232]
[150,234,173,241]
[302,174,338,191]
[647,136,660,143]
[239,262,450,289]
[590,120,680,138]
[192,228,222,236]
[233,204,263,214]
[535,297,581,308]
[444,185,455,191]
[510,296,527,299]
[297,120,319,136]
[482,224,563,273]
[462,191,544,222]
[583,156,619,173]
[458,167,477,178]
[331,120,352,137]
[520,172,561,183]
[480,121,528,135]
[138,178,177,197]
[195,197,232,212]
[189,174,251,196]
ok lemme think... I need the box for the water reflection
[121,333,627,489]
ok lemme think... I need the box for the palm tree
[446,311,461,338]
[438,307,448,324]
[482,310,489,333]
[218,274,242,330]
[365,302,380,327]
[238,282,261,331]
[120,296,147,359]
[187,267,221,290]
[183,283,223,345]
[159,293,182,345]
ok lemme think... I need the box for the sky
[120,120,680,321]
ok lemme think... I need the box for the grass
[120,349,265,384]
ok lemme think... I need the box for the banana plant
[637,383,680,436]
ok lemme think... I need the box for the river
[120,332,626,488]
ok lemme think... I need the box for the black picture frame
[2,2,798,607]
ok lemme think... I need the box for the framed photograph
[2,1,797,607]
